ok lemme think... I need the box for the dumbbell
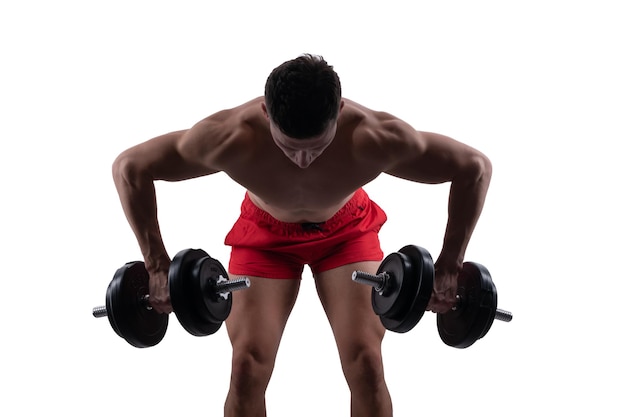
[352,245,512,348]
[93,248,250,348]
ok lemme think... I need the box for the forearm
[438,155,492,270]
[112,154,170,273]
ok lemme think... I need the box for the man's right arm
[112,127,220,313]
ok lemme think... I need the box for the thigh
[314,262,385,353]
[226,274,301,359]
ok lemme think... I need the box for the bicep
[384,129,490,184]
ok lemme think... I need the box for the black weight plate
[193,256,232,324]
[169,249,222,337]
[106,261,168,348]
[372,252,415,318]
[380,245,434,333]
[436,262,497,348]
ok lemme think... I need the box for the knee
[342,346,386,390]
[230,349,275,395]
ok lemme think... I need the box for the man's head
[264,54,342,139]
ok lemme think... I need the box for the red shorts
[224,188,387,279]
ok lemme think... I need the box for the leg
[314,262,393,417]
[224,275,301,417]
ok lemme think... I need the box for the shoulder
[343,100,490,183]
[187,97,264,141]
[178,97,267,169]
[340,99,425,164]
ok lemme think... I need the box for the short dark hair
[264,54,342,139]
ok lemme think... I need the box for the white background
[1,1,624,416]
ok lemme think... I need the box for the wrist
[435,251,463,275]
[143,253,171,274]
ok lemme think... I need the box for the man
[112,54,492,417]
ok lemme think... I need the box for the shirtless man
[112,54,492,417]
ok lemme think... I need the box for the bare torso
[114,91,491,316]
[187,97,402,223]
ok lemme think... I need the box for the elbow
[477,153,492,183]
[466,152,492,187]
[112,150,147,188]
[112,151,129,186]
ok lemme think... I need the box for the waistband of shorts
[241,188,369,231]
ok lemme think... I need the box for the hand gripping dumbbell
[352,245,512,348]
[93,248,250,348]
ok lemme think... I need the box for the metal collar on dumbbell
[351,271,389,295]
[215,276,251,300]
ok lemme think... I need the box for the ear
[261,102,270,120]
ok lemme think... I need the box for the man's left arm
[383,126,492,312]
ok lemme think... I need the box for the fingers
[427,290,456,314]
[427,278,457,314]
[428,269,459,314]
[149,286,172,314]
[148,270,173,314]
[151,297,173,314]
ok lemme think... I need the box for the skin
[112,96,492,417]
